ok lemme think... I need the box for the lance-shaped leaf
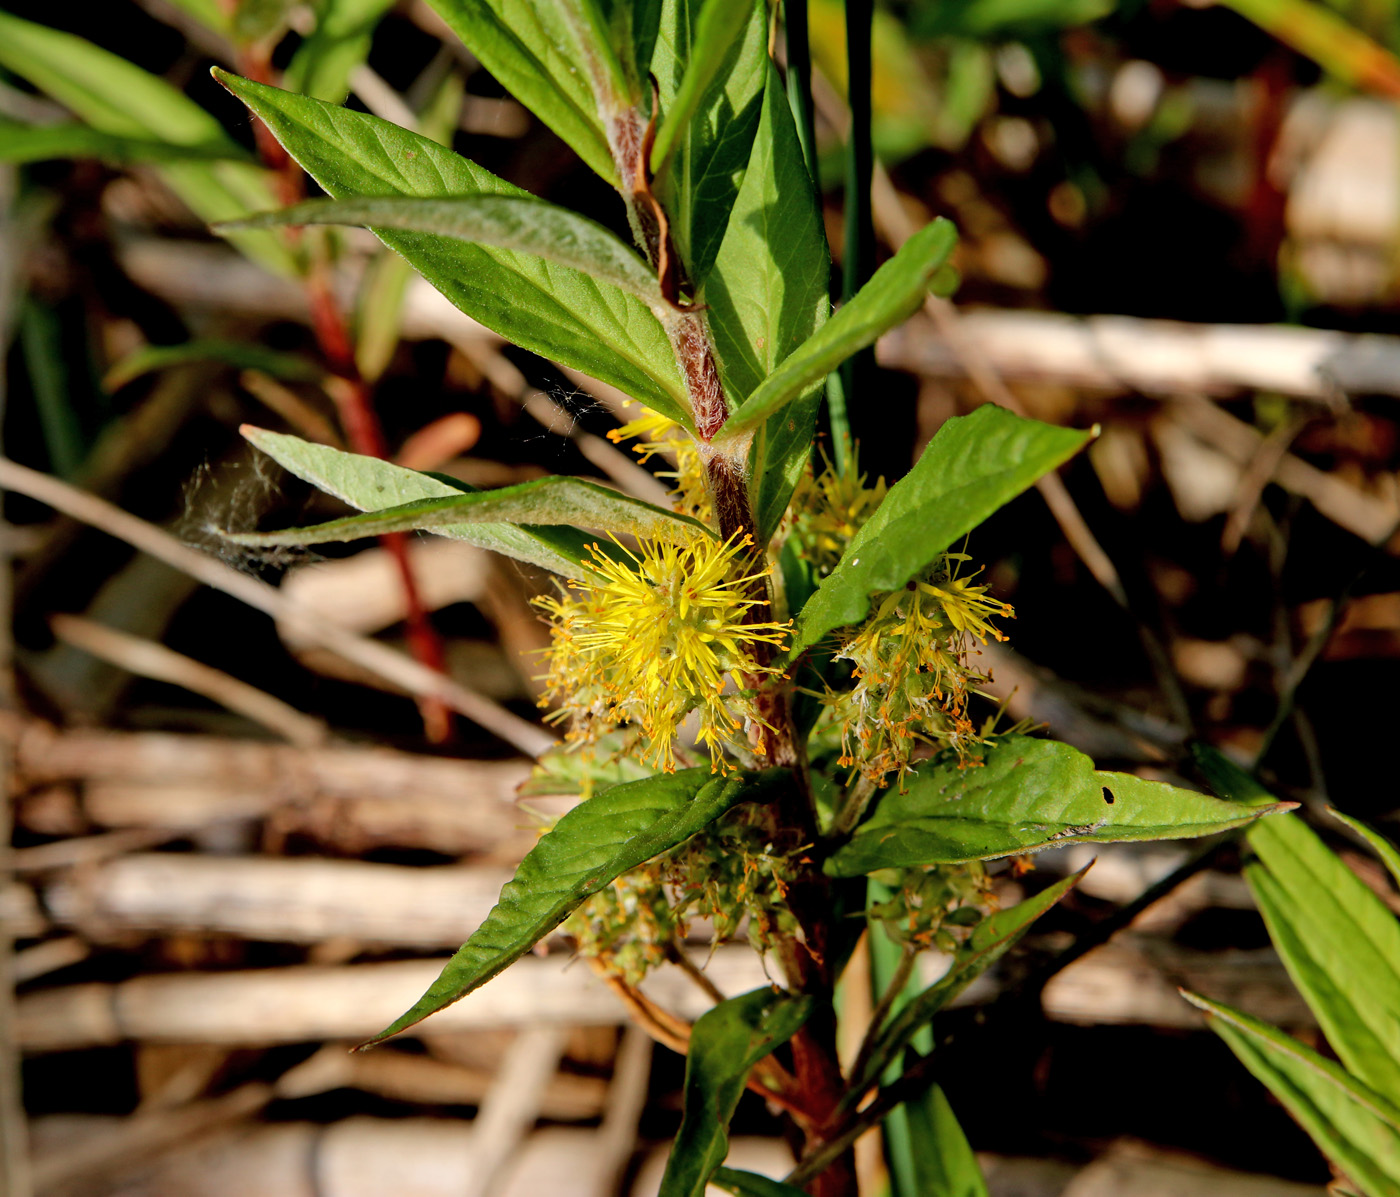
[221,195,664,305]
[106,342,322,391]
[364,768,784,1045]
[715,219,957,443]
[285,0,396,104]
[1330,807,1400,892]
[0,14,293,276]
[241,426,598,576]
[224,474,712,548]
[790,406,1091,658]
[902,1087,990,1197]
[710,1170,809,1197]
[422,0,617,181]
[827,736,1294,877]
[216,74,691,426]
[660,987,815,1197]
[0,122,248,167]
[856,867,1087,1091]
[1184,992,1400,1197]
[702,62,830,543]
[1247,812,1400,1106]
[651,0,767,286]
[650,0,757,179]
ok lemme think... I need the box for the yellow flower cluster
[831,556,1012,785]
[605,407,711,522]
[534,532,790,772]
[790,452,888,576]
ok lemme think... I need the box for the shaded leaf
[790,406,1090,658]
[858,866,1086,1089]
[1330,807,1400,893]
[652,0,768,285]
[216,74,691,425]
[828,736,1293,877]
[104,340,322,390]
[1185,992,1400,1197]
[716,220,958,443]
[710,1169,809,1197]
[421,0,616,180]
[0,121,247,166]
[0,14,294,275]
[223,194,664,304]
[1188,742,1277,806]
[285,0,396,103]
[660,987,815,1197]
[701,62,829,543]
[902,1086,990,1197]
[365,768,785,1044]
[241,426,599,575]
[1247,812,1400,1105]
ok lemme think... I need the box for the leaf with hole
[827,736,1294,877]
[363,768,785,1045]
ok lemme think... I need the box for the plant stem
[849,940,915,1088]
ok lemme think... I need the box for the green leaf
[1330,807,1400,893]
[650,0,755,179]
[163,0,234,33]
[660,987,815,1197]
[104,339,322,391]
[0,121,248,167]
[858,866,1086,1089]
[222,195,664,305]
[1185,992,1400,1197]
[789,406,1090,658]
[710,1169,809,1197]
[421,0,616,180]
[364,768,784,1045]
[224,472,712,546]
[902,1086,990,1197]
[0,14,294,276]
[1188,742,1278,807]
[828,736,1293,877]
[1247,813,1400,1106]
[652,0,768,285]
[216,73,691,426]
[241,426,600,575]
[716,220,958,443]
[285,0,396,103]
[701,61,829,543]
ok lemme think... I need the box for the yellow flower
[829,554,1012,785]
[790,451,888,575]
[534,532,790,773]
[606,406,711,522]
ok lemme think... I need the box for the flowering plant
[20,0,1291,1191]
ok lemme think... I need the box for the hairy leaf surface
[241,426,598,575]
[365,769,784,1044]
[217,74,691,424]
[828,737,1293,876]
[651,0,767,285]
[659,987,814,1197]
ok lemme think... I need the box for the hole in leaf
[1102,786,1116,805]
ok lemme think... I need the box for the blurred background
[3,0,1400,1192]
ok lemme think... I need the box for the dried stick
[0,458,556,758]
[49,614,330,748]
